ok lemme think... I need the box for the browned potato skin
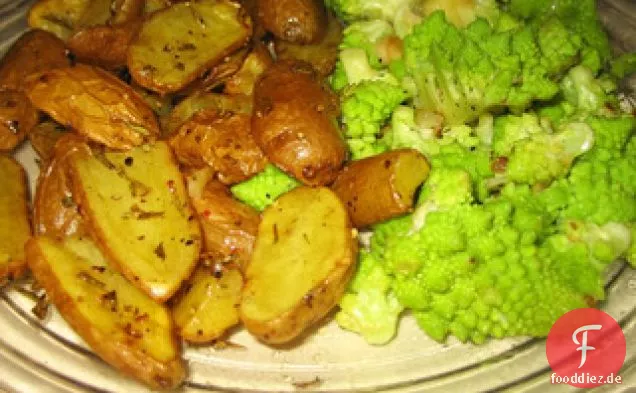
[331,149,431,228]
[188,178,260,267]
[67,21,142,70]
[224,43,273,96]
[28,121,68,164]
[170,109,267,184]
[25,238,186,390]
[275,12,342,76]
[257,0,327,44]
[252,60,345,186]
[0,30,69,91]
[0,156,31,280]
[25,64,160,149]
[0,90,39,152]
[33,134,89,238]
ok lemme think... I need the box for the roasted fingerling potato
[274,11,343,76]
[128,0,253,94]
[257,0,328,44]
[67,21,142,70]
[67,141,202,302]
[331,149,431,228]
[161,92,252,137]
[252,60,346,186]
[28,0,113,41]
[25,64,160,149]
[0,90,39,152]
[170,109,268,184]
[0,156,31,280]
[240,187,358,344]
[186,175,260,267]
[26,236,185,389]
[172,263,244,343]
[0,30,69,91]
[33,134,89,238]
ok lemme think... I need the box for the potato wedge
[252,60,346,186]
[331,149,431,228]
[28,121,68,164]
[28,0,113,41]
[25,64,160,149]
[33,134,89,238]
[170,109,267,184]
[275,12,342,76]
[0,30,69,91]
[161,92,252,137]
[128,0,252,94]
[0,156,31,280]
[186,173,260,266]
[0,90,39,152]
[26,236,185,389]
[172,264,243,343]
[224,43,273,96]
[68,141,201,302]
[67,21,142,70]
[240,187,357,344]
[257,0,327,44]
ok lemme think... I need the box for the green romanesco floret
[342,81,406,159]
[403,11,588,125]
[369,191,626,344]
[506,0,611,73]
[504,121,595,185]
[330,20,402,91]
[230,165,300,211]
[539,117,635,225]
[560,65,618,115]
[340,20,396,69]
[325,0,412,23]
[492,113,547,156]
[336,251,404,345]
[327,0,500,37]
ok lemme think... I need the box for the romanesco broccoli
[230,165,300,211]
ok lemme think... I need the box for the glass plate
[1,1,635,392]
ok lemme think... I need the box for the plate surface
[1,1,635,392]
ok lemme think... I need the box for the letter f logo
[572,325,602,368]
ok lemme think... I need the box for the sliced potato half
[240,187,357,344]
[172,264,243,343]
[26,236,185,389]
[68,141,201,302]
[25,65,160,150]
[128,0,253,94]
[0,156,31,279]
